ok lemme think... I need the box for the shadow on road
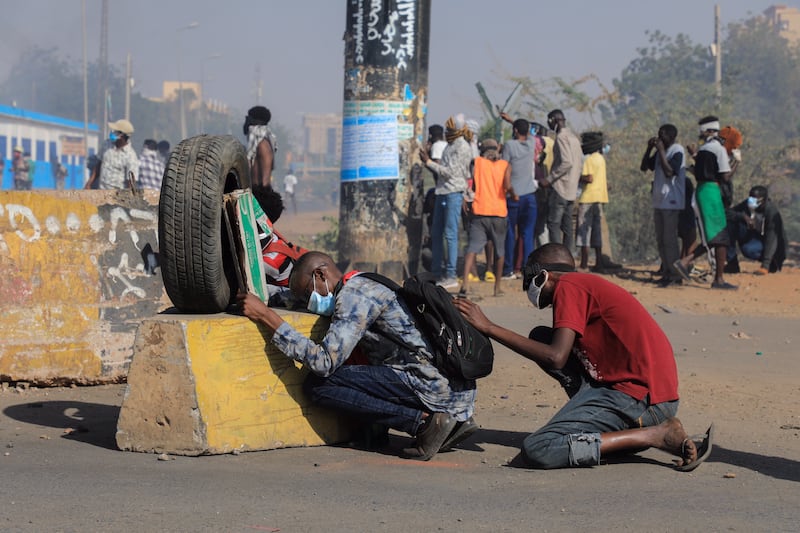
[3,401,121,450]
[708,445,800,482]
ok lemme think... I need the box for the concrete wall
[0,190,166,384]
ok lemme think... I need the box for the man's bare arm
[453,298,576,370]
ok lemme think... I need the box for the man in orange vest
[459,139,511,296]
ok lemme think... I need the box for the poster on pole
[340,111,399,181]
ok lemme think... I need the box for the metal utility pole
[339,0,431,279]
[714,4,722,109]
[254,63,263,105]
[177,22,199,140]
[82,0,89,183]
[96,0,108,139]
[199,53,221,133]
[124,53,132,121]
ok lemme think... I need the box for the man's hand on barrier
[237,292,285,331]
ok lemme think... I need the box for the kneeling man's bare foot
[657,417,695,467]
[656,417,714,472]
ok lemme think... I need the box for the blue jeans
[727,219,763,262]
[304,365,425,436]
[503,193,537,276]
[430,192,463,279]
[522,326,678,469]
[546,190,574,251]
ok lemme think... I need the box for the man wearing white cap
[674,115,736,290]
[85,119,139,190]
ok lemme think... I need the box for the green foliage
[612,31,715,124]
[297,215,339,255]
[725,18,800,141]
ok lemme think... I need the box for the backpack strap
[349,272,422,356]
[356,271,402,291]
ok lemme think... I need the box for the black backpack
[359,272,494,380]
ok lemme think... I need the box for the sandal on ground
[675,423,714,472]
[672,260,692,282]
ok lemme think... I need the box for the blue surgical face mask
[747,196,760,210]
[602,144,611,155]
[109,131,119,142]
[307,275,334,316]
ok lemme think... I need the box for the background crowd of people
[420,111,786,294]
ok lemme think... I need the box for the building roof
[0,104,99,132]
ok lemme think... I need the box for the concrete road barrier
[115,312,355,455]
[0,190,166,385]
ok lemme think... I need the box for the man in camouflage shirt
[238,251,478,461]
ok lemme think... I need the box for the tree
[724,17,800,141]
[0,47,296,157]
[0,47,84,119]
[507,24,799,262]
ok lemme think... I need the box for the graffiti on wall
[0,193,165,320]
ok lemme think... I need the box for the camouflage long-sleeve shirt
[270,275,476,421]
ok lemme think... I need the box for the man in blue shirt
[498,113,538,280]
[238,251,477,461]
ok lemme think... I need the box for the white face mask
[526,271,549,309]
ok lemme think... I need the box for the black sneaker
[600,255,623,270]
[440,417,479,452]
[402,413,457,461]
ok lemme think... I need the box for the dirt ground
[278,205,800,319]
[1,206,797,531]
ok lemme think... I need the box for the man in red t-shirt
[454,243,713,471]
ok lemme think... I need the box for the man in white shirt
[284,172,298,214]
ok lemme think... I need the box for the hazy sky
[0,0,792,136]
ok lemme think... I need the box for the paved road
[1,307,798,532]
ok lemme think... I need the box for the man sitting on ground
[725,185,787,275]
[238,251,478,461]
[454,243,713,471]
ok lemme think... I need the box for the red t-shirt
[552,273,678,404]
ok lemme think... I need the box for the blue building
[0,105,99,190]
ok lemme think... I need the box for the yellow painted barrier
[0,190,165,384]
[115,312,355,455]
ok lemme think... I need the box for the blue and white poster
[340,112,399,181]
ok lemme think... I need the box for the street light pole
[714,4,722,109]
[177,22,199,140]
[124,52,132,121]
[199,53,222,133]
[81,0,89,185]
